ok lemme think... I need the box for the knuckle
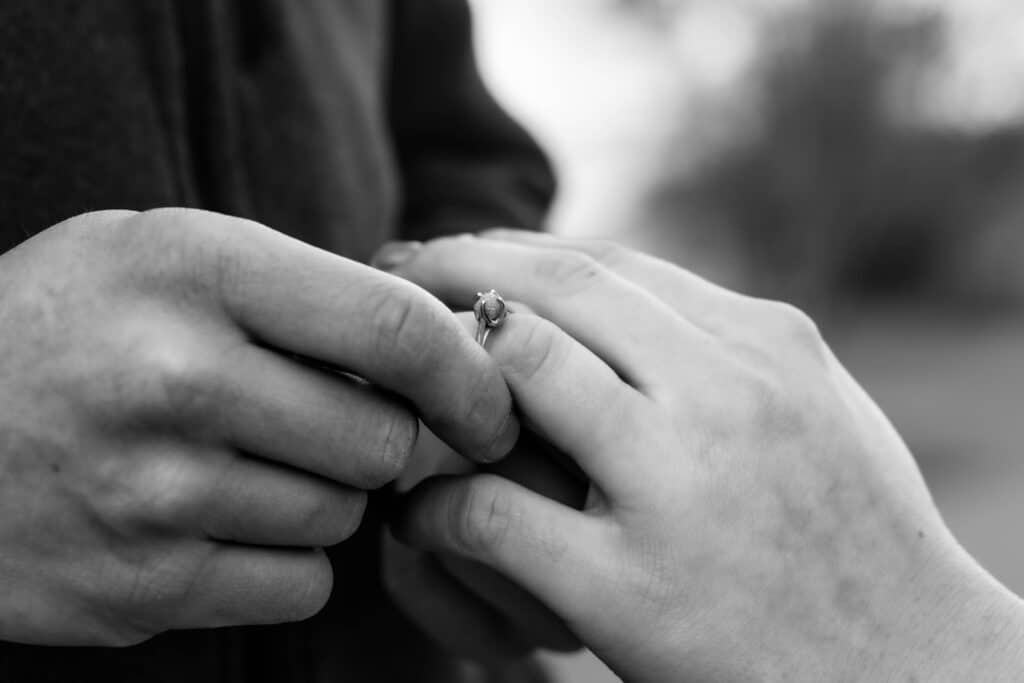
[124,209,255,294]
[502,315,566,385]
[368,284,442,367]
[122,209,205,259]
[306,490,368,545]
[364,408,418,488]
[138,207,204,230]
[51,210,139,248]
[81,598,163,647]
[765,301,823,347]
[101,629,155,648]
[584,239,628,267]
[133,457,206,526]
[447,359,506,443]
[139,206,204,225]
[432,233,477,253]
[118,543,214,621]
[137,343,225,422]
[94,451,203,531]
[447,478,515,558]
[281,554,334,621]
[533,251,604,292]
[135,208,248,245]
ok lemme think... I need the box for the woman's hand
[383,425,585,671]
[379,231,1024,682]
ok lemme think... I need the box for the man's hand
[0,209,517,646]
[384,231,1024,683]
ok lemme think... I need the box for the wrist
[874,542,1024,682]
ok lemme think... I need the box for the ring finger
[384,235,707,393]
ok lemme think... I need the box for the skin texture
[380,230,1024,683]
[0,209,518,646]
[383,425,584,668]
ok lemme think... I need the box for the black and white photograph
[2,1,1023,681]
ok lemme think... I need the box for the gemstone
[475,290,508,326]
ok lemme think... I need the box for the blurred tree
[679,2,1024,315]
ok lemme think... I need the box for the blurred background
[467,0,1024,679]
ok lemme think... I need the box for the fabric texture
[0,1,555,680]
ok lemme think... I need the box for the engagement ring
[473,289,509,348]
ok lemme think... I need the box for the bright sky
[472,0,1024,133]
[664,0,1024,130]
[468,0,1024,238]
[900,0,1024,130]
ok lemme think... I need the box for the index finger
[198,213,518,463]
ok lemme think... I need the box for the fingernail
[372,241,422,271]
[482,411,520,463]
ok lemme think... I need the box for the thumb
[391,473,609,624]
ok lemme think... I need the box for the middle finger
[480,228,759,336]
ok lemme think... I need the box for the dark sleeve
[388,0,556,240]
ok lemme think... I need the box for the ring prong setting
[473,289,509,346]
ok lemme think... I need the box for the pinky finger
[392,473,610,627]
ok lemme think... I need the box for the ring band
[473,289,510,348]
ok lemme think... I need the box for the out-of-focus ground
[469,1,1024,680]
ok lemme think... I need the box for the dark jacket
[0,1,554,680]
